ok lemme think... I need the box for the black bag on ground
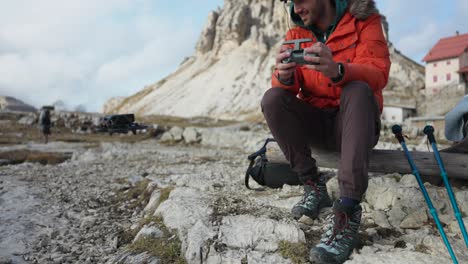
[245,138,301,189]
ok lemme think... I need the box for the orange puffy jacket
[271,12,391,112]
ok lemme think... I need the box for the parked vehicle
[96,114,147,135]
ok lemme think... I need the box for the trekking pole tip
[423,125,435,135]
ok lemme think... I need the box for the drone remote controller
[281,38,319,65]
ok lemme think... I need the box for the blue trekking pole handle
[392,125,458,263]
[423,125,468,247]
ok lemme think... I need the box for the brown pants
[261,81,380,200]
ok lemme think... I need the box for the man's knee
[340,81,373,100]
[261,87,291,112]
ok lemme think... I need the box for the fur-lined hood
[290,0,380,25]
[289,0,384,41]
[349,0,379,20]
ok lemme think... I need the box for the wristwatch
[331,62,345,83]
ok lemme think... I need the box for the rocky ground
[1,118,468,264]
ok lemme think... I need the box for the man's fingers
[279,45,290,52]
[303,55,321,64]
[276,51,291,64]
[305,44,331,57]
[277,62,296,71]
[306,64,327,71]
[304,46,317,53]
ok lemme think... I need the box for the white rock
[399,174,419,188]
[80,216,97,230]
[199,126,268,149]
[372,210,392,229]
[365,176,399,210]
[247,251,292,264]
[169,127,184,142]
[448,217,468,236]
[205,249,245,264]
[454,190,468,216]
[159,131,173,142]
[218,215,305,250]
[399,208,428,229]
[348,247,452,264]
[185,221,216,264]
[133,225,163,243]
[143,190,161,215]
[154,188,212,234]
[112,252,160,264]
[387,207,407,228]
[183,127,200,144]
[361,202,372,213]
[128,175,145,185]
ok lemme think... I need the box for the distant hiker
[39,108,52,144]
[261,0,391,263]
[445,95,468,142]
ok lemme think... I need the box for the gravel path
[1,137,468,264]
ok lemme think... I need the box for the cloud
[1,0,464,112]
[95,18,198,90]
[377,0,468,62]
[0,0,216,112]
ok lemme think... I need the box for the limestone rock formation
[102,96,127,114]
[0,96,37,112]
[383,46,425,109]
[104,0,425,120]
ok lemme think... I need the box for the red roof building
[422,33,468,95]
[423,33,468,62]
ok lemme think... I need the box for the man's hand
[303,42,339,79]
[275,45,297,81]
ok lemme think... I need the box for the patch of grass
[159,187,174,206]
[113,179,174,211]
[0,150,72,165]
[129,237,186,264]
[278,240,308,264]
[118,228,139,247]
[139,114,236,128]
[139,215,164,227]
[128,215,186,264]
[122,179,153,210]
[414,244,430,254]
[0,114,152,146]
[118,216,164,247]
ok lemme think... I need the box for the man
[39,108,52,144]
[445,95,468,142]
[261,0,390,263]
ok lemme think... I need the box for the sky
[0,0,467,112]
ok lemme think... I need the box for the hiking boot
[309,200,362,264]
[291,179,332,220]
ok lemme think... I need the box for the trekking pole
[423,125,468,247]
[392,125,458,264]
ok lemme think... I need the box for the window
[433,75,438,82]
[447,73,451,81]
[447,60,451,65]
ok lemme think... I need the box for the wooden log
[268,148,468,180]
